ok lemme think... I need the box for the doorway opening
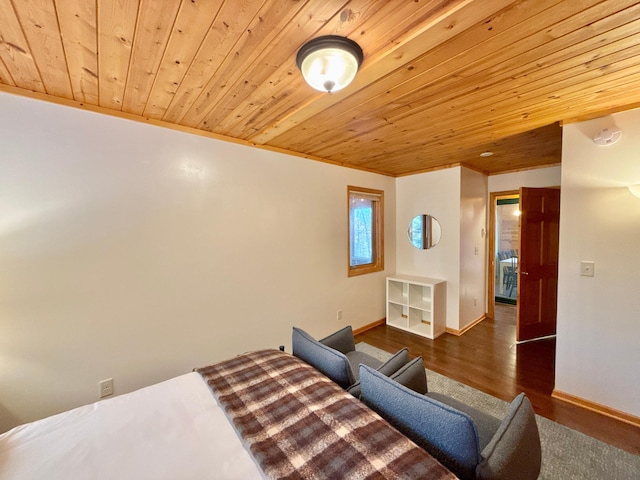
[495,196,519,305]
[488,188,561,341]
[487,190,518,321]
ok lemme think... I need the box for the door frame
[487,190,519,320]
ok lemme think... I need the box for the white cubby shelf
[386,275,446,340]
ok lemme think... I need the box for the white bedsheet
[0,372,265,480]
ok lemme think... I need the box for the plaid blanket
[196,349,457,480]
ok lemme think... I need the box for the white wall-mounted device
[592,127,622,146]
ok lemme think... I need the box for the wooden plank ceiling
[2,0,640,176]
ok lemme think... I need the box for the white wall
[556,111,640,417]
[488,165,561,193]
[0,92,396,431]
[460,168,487,325]
[396,168,461,329]
[396,166,561,332]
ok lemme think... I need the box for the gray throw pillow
[292,327,354,388]
[319,325,356,354]
[360,365,481,480]
[347,348,410,398]
[389,356,428,394]
[475,393,541,480]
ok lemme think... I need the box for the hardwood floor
[355,303,640,456]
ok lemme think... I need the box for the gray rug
[356,342,640,480]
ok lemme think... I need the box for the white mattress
[0,372,265,480]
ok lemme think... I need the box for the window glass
[350,197,373,265]
[348,187,384,276]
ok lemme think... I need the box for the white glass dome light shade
[300,48,359,92]
[296,36,363,93]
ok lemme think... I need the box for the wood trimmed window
[347,186,384,277]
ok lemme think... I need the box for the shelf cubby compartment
[386,302,409,329]
[387,279,408,305]
[409,283,432,311]
[408,308,434,338]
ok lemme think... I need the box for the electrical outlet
[337,310,343,321]
[100,378,114,398]
[580,261,595,277]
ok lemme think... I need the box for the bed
[0,349,456,479]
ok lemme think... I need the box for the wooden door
[517,187,560,342]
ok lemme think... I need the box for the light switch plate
[580,261,595,277]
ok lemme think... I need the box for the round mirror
[408,214,442,249]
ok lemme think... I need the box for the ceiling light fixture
[296,35,363,93]
[480,151,494,157]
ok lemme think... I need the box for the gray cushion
[377,347,410,377]
[347,348,410,397]
[389,356,428,394]
[292,327,354,388]
[360,365,481,480]
[346,351,383,380]
[476,393,541,480]
[426,392,501,451]
[389,358,501,450]
[319,325,356,354]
